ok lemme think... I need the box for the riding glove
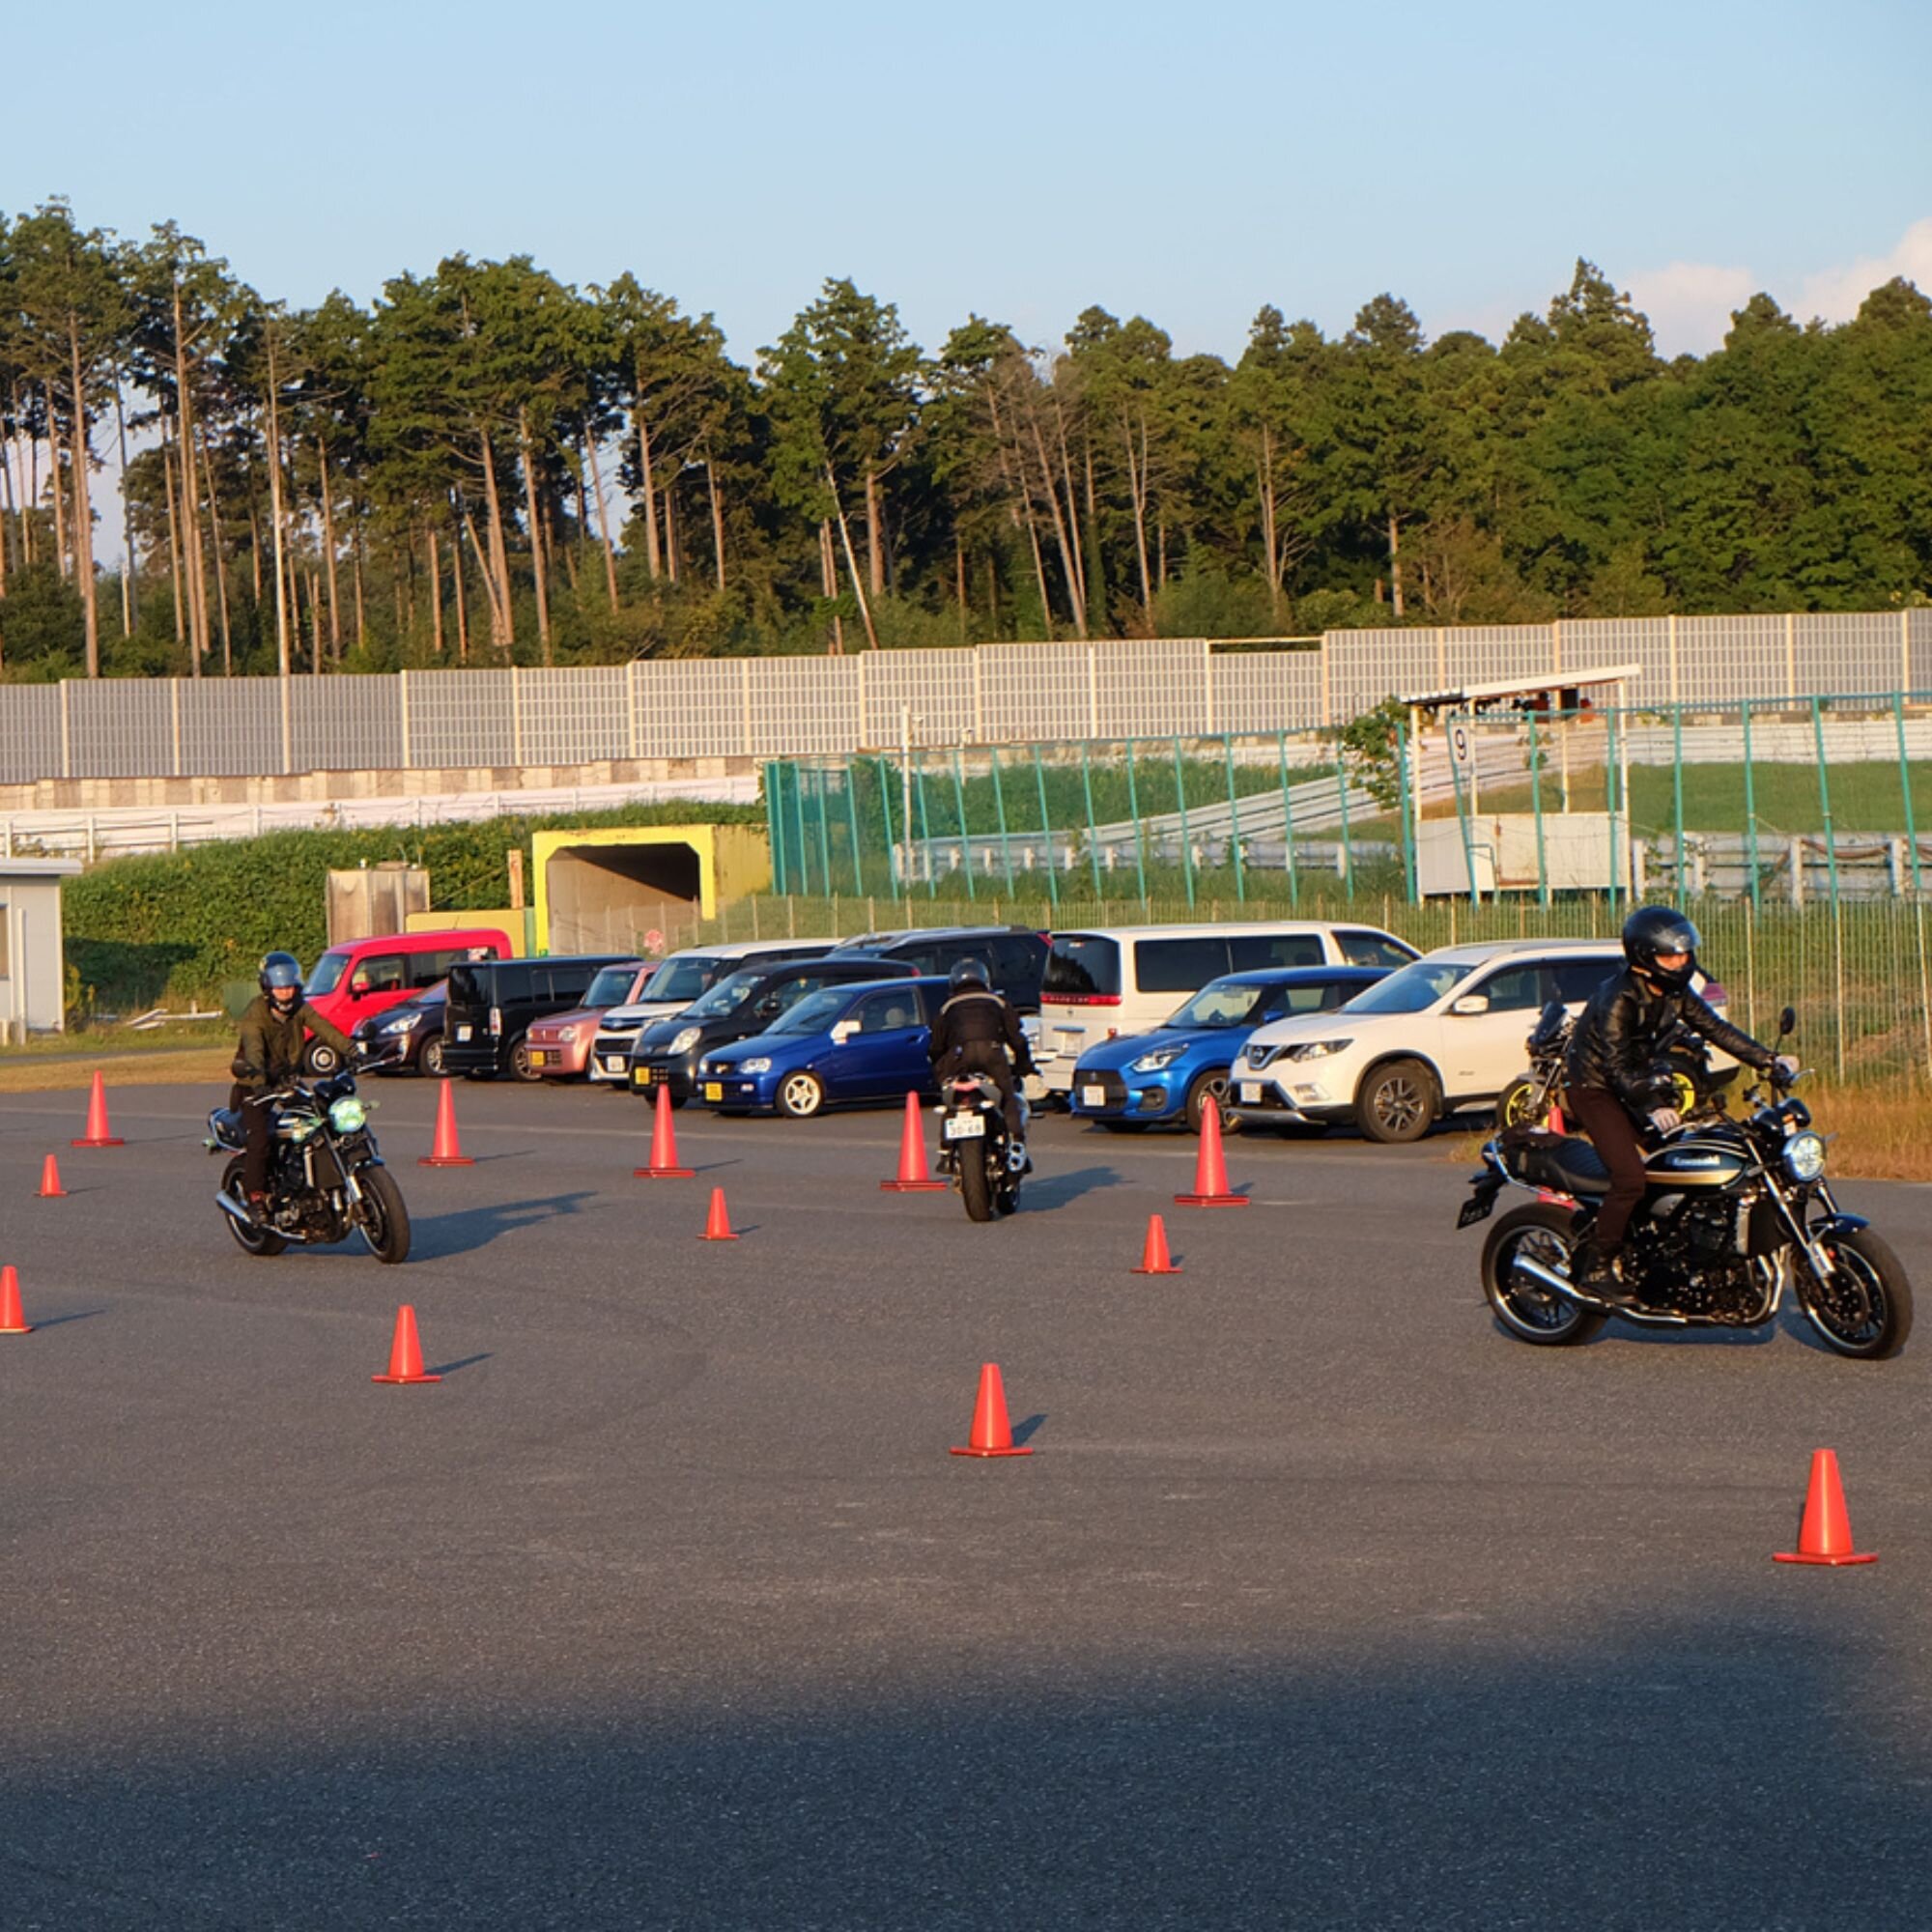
[1647,1107,1683,1134]
[1774,1054,1801,1082]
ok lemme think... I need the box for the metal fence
[767,691,1932,914]
[5,610,1929,786]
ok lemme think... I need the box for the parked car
[524,960,655,1079]
[628,955,920,1105]
[695,977,950,1119]
[1036,922,1419,1096]
[302,926,513,1072]
[351,980,450,1076]
[1230,939,1730,1145]
[833,926,1049,1011]
[587,940,839,1085]
[1067,965,1391,1132]
[443,953,639,1081]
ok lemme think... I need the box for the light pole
[899,705,925,889]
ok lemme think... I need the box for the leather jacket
[927,987,1035,1073]
[1564,966,1771,1113]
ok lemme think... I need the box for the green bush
[64,801,764,1009]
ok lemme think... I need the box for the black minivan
[626,954,920,1104]
[832,925,1050,1011]
[444,954,637,1080]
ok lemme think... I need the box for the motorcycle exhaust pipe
[213,1190,254,1225]
[1511,1252,1609,1310]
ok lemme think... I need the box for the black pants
[935,1045,1025,1141]
[230,1084,276,1198]
[1564,1086,1647,1255]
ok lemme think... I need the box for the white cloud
[1624,261,1756,357]
[1797,216,1932,325]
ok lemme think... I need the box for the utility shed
[532,825,769,954]
[0,857,82,1039]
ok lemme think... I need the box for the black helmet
[1622,906,1700,991]
[259,951,303,996]
[948,957,991,992]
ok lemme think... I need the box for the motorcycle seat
[211,1107,243,1142]
[1518,1134,1612,1197]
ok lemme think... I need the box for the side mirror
[830,1020,859,1044]
[1778,1005,1797,1039]
[1449,994,1491,1016]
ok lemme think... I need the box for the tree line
[3,197,1929,681]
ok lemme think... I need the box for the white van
[1036,921,1418,1094]
[587,939,838,1084]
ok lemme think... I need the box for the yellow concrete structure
[532,824,769,955]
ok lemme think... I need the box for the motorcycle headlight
[739,1058,772,1074]
[1130,1046,1183,1073]
[329,1095,368,1133]
[1287,1038,1352,1062]
[668,1026,702,1055]
[1784,1131,1827,1182]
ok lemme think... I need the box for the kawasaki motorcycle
[935,1073,1028,1222]
[207,1058,412,1264]
[1459,1009,1911,1358]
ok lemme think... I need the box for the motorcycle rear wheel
[355,1165,413,1264]
[959,1140,996,1222]
[1798,1226,1913,1359]
[1480,1203,1605,1347]
[219,1155,287,1258]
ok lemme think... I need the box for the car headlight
[554,1025,577,1043]
[1287,1038,1352,1062]
[1246,1044,1280,1069]
[379,1014,415,1035]
[668,1026,702,1055]
[739,1058,772,1074]
[329,1095,368,1133]
[1130,1047,1183,1073]
[1784,1131,1827,1182]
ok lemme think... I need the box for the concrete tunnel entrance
[543,841,701,954]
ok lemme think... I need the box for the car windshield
[1166,980,1269,1029]
[768,988,853,1036]
[684,968,766,1020]
[584,965,638,1009]
[305,952,349,997]
[1338,957,1472,1015]
[638,955,724,1004]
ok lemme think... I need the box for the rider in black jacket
[1563,905,1794,1300]
[927,957,1036,1150]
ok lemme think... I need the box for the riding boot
[1576,1239,1637,1307]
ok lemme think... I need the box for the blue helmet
[259,951,303,995]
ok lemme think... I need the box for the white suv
[1229,939,1730,1144]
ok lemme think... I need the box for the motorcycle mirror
[1778,1005,1797,1038]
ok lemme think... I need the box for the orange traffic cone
[1132,1212,1180,1275]
[950,1362,1034,1459]
[0,1264,32,1335]
[698,1186,740,1241]
[1775,1448,1876,1566]
[634,1083,694,1179]
[371,1304,441,1384]
[881,1091,948,1192]
[37,1153,67,1199]
[71,1070,124,1148]
[1548,1102,1567,1136]
[1176,1099,1248,1208]
[418,1080,475,1168]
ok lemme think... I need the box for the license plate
[1081,1085,1106,1108]
[944,1114,986,1139]
[533,1051,556,1066]
[634,1065,657,1083]
[455,1024,472,1041]
[703,1082,724,1102]
[1239,1083,1262,1104]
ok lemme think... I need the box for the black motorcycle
[935,1074,1027,1222]
[1459,1008,1911,1358]
[207,1059,412,1264]
[1493,999,1734,1132]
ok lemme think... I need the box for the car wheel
[419,1036,446,1079]
[1184,1067,1235,1134]
[776,1070,826,1119]
[1355,1059,1437,1144]
[507,1037,542,1083]
[302,1039,342,1077]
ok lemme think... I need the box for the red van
[303,927,513,1071]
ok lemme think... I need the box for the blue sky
[14,0,1931,361]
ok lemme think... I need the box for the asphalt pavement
[3,1073,1931,1929]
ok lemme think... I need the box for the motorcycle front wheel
[355,1165,413,1264]
[219,1155,287,1258]
[1480,1203,1605,1347]
[1798,1226,1913,1359]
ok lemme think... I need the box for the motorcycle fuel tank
[1646,1138,1749,1188]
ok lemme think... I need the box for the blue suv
[1067,965,1390,1132]
[695,977,951,1119]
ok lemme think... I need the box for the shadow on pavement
[1021,1166,1121,1209]
[409,1193,599,1262]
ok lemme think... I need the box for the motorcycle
[206,1055,412,1264]
[1493,999,1733,1132]
[935,1072,1029,1222]
[1459,1007,1912,1358]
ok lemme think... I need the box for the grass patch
[0,1044,231,1094]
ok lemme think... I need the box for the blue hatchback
[1067,966,1390,1132]
[695,977,950,1120]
